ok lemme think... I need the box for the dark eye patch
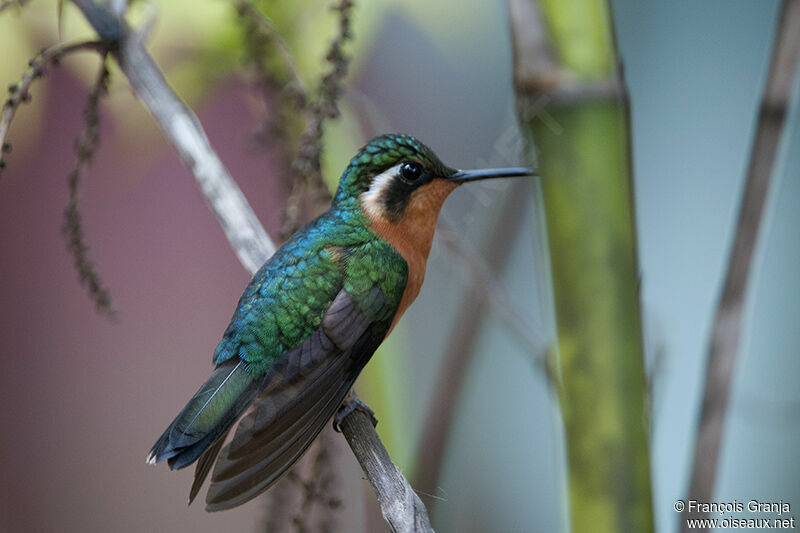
[379,162,432,221]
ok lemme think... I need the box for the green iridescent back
[213,199,407,376]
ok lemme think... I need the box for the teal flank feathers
[147,134,535,511]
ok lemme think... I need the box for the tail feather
[147,359,264,472]
[188,431,229,505]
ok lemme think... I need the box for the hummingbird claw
[333,397,378,432]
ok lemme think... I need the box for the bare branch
[684,0,800,527]
[69,1,432,529]
[340,391,434,533]
[0,41,105,176]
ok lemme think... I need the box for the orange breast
[364,179,459,332]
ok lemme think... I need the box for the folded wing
[202,287,391,511]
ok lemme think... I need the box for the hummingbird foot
[333,396,378,432]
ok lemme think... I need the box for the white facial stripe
[360,163,403,219]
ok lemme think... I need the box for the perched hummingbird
[147,134,533,511]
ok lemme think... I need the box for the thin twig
[294,0,353,175]
[62,54,116,318]
[291,429,342,533]
[261,471,297,532]
[684,0,800,527]
[234,0,352,238]
[0,37,113,316]
[235,0,307,152]
[69,1,432,530]
[0,41,105,176]
[234,0,307,102]
[283,0,353,237]
[235,0,306,261]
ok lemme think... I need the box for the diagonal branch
[71,0,276,272]
[684,0,800,527]
[68,1,432,530]
[340,391,434,533]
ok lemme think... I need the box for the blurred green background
[0,0,797,532]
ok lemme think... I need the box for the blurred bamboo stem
[69,1,432,530]
[509,0,654,531]
[684,1,800,528]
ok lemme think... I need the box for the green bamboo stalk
[509,1,653,531]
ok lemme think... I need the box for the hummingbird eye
[399,162,424,182]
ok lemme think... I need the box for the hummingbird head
[334,133,534,332]
[334,133,532,223]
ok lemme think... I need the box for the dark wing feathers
[321,287,376,348]
[205,358,351,510]
[201,287,393,511]
[227,327,339,459]
[188,431,229,505]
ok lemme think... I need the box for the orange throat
[362,179,459,332]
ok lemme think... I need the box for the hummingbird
[147,133,533,511]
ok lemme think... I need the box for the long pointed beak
[447,167,536,183]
